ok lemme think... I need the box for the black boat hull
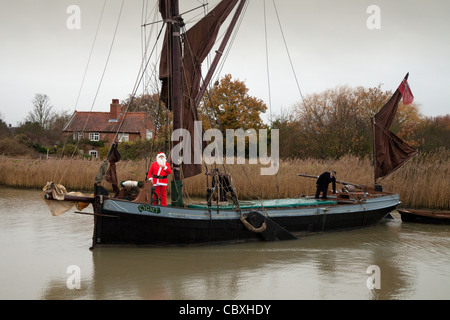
[92,195,399,247]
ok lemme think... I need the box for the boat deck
[186,197,337,210]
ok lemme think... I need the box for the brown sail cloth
[159,0,239,178]
[373,73,417,181]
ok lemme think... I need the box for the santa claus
[148,152,172,206]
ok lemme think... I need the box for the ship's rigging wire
[55,0,126,185]
[179,0,270,209]
[211,0,249,87]
[53,0,107,183]
[53,0,304,207]
[263,0,273,124]
[272,0,304,103]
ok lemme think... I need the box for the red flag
[398,78,414,105]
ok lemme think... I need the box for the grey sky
[1,0,449,126]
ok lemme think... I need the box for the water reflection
[79,221,445,299]
[1,187,448,300]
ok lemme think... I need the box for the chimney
[109,99,122,120]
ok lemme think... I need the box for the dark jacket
[316,172,336,193]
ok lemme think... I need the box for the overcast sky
[1,0,449,126]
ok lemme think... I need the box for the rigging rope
[272,0,304,103]
[180,7,272,220]
[113,21,165,144]
[263,0,273,124]
[56,0,125,184]
[212,0,249,85]
[53,0,107,183]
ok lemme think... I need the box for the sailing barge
[45,182,400,246]
[44,0,418,248]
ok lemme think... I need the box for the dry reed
[0,149,448,209]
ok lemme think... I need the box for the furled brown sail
[373,73,417,181]
[159,0,240,178]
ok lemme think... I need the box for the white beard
[157,157,166,167]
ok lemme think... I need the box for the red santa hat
[157,152,166,159]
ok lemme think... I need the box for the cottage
[62,99,156,158]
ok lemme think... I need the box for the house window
[146,129,153,139]
[89,150,98,158]
[118,133,129,142]
[73,132,84,140]
[89,132,100,141]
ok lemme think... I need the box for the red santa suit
[148,153,172,206]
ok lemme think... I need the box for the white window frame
[73,132,84,140]
[118,133,129,142]
[146,129,153,140]
[89,132,100,141]
[89,150,98,158]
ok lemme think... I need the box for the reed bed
[384,148,449,210]
[0,157,147,192]
[0,149,448,209]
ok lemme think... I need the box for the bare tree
[26,94,54,129]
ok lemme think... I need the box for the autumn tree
[291,85,387,159]
[199,74,268,131]
[278,84,424,159]
[412,115,450,152]
[388,103,423,148]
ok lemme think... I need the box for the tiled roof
[63,111,153,133]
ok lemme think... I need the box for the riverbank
[0,149,448,209]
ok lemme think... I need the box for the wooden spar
[74,211,118,218]
[371,116,377,188]
[297,174,365,189]
[296,173,318,179]
[64,194,95,203]
[194,0,248,107]
[44,192,95,203]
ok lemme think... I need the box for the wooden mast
[165,0,184,206]
[167,0,182,179]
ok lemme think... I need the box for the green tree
[15,121,47,146]
[412,115,450,152]
[271,109,305,158]
[0,115,10,139]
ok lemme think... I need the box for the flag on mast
[398,77,414,105]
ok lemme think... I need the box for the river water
[0,186,449,300]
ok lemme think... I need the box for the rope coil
[240,215,267,233]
